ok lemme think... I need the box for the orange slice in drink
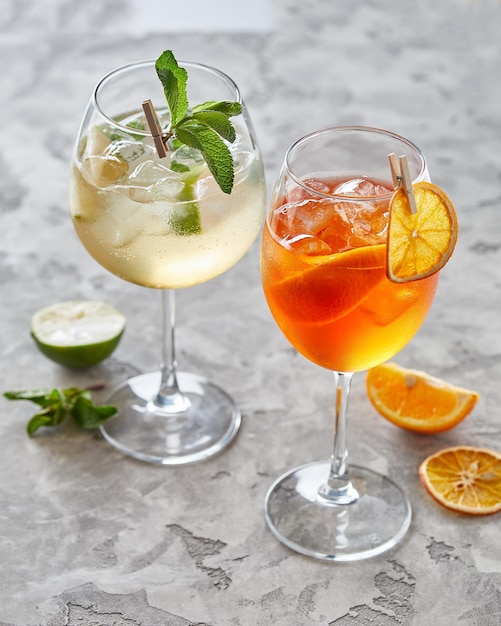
[270,244,386,324]
[419,446,501,515]
[387,182,458,283]
[366,362,479,434]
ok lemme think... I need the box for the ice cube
[97,194,171,246]
[169,145,206,186]
[196,173,220,200]
[351,207,388,242]
[84,125,111,157]
[127,160,185,202]
[81,155,128,188]
[333,177,391,197]
[303,178,331,195]
[152,178,186,201]
[283,233,332,255]
[127,180,185,204]
[287,178,332,204]
[322,201,388,250]
[362,284,418,325]
[105,139,147,164]
[95,192,142,247]
[129,160,174,186]
[126,185,153,204]
[231,144,253,180]
[171,144,204,169]
[283,199,339,236]
[332,201,363,225]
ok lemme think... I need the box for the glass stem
[154,289,190,412]
[318,371,360,504]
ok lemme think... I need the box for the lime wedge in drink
[170,182,202,235]
[170,147,204,235]
[31,300,126,369]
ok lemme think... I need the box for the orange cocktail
[261,126,445,562]
[261,176,439,373]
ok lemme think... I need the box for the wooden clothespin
[142,99,167,158]
[388,153,417,214]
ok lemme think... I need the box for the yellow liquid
[70,145,265,289]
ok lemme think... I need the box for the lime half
[31,300,126,369]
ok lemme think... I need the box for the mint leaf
[4,387,117,436]
[23,390,68,435]
[176,120,234,195]
[192,101,242,117]
[152,50,242,195]
[155,51,189,127]
[27,412,59,437]
[192,110,236,143]
[71,392,117,429]
[4,389,60,407]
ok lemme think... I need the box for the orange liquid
[261,177,439,372]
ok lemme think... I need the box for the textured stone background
[0,0,500,624]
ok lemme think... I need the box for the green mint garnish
[4,387,117,436]
[154,50,242,195]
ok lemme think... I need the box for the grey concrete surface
[1,0,501,624]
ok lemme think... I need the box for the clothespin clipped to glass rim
[388,153,417,214]
[142,99,168,158]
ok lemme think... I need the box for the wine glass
[69,59,266,464]
[260,126,439,560]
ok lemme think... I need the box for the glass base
[99,371,241,465]
[265,461,411,562]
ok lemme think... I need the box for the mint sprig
[4,387,117,436]
[154,50,242,195]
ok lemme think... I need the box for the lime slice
[171,183,202,235]
[31,300,126,369]
[170,200,202,235]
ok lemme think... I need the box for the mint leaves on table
[154,50,242,195]
[4,387,117,436]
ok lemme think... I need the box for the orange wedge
[387,182,458,283]
[419,446,501,515]
[366,362,479,434]
[269,244,386,324]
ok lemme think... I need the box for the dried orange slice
[419,446,501,515]
[387,182,458,283]
[366,362,479,434]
